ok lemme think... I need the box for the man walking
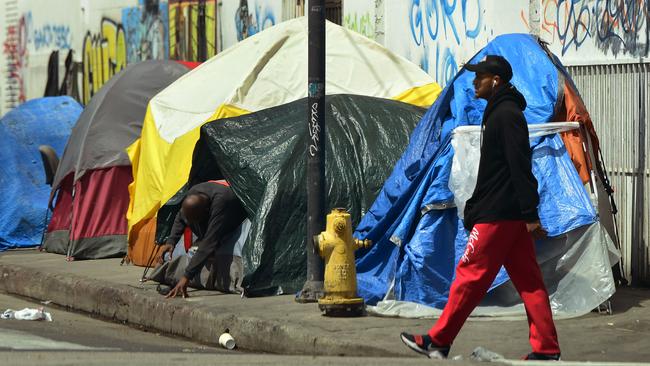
[400,56,561,361]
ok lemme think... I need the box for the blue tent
[354,34,598,308]
[0,96,82,251]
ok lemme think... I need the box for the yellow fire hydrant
[315,208,371,316]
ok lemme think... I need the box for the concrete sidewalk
[1,250,649,363]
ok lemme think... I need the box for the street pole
[296,0,325,303]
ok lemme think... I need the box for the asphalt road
[0,292,226,354]
[0,292,455,365]
[2,292,646,366]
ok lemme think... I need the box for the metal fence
[568,63,650,285]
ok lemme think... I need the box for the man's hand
[526,221,548,240]
[155,244,174,265]
[165,276,189,299]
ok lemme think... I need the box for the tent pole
[297,0,325,303]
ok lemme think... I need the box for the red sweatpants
[428,220,560,354]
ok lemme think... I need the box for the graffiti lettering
[82,18,127,104]
[410,0,482,86]
[436,44,458,87]
[235,0,276,41]
[461,227,480,263]
[417,41,458,86]
[32,24,72,50]
[344,12,375,39]
[532,0,649,57]
[410,0,483,46]
[309,102,320,157]
[3,15,28,108]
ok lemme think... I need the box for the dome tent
[0,96,82,251]
[354,34,621,319]
[43,61,190,259]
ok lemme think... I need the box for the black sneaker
[524,352,561,361]
[400,332,450,359]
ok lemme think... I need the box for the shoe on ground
[524,352,561,361]
[400,332,450,359]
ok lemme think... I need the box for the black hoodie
[463,83,539,231]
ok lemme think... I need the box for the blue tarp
[0,97,82,251]
[354,34,597,308]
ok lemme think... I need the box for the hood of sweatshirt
[482,83,527,121]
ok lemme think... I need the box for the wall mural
[220,0,280,50]
[234,0,277,41]
[123,0,170,64]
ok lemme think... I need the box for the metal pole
[197,0,207,61]
[296,0,325,303]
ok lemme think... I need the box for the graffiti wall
[81,18,127,104]
[220,0,282,50]
[2,9,28,111]
[343,0,649,83]
[533,0,649,65]
[123,0,170,64]
[169,0,216,61]
[3,0,84,107]
[379,1,527,86]
[0,0,173,111]
[343,0,376,40]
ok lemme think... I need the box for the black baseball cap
[465,55,513,82]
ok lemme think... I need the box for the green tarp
[159,94,426,294]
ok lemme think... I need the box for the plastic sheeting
[450,123,580,220]
[0,97,82,251]
[353,34,604,311]
[183,95,426,294]
[368,222,619,319]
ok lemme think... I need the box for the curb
[0,263,400,357]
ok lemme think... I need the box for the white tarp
[150,16,436,142]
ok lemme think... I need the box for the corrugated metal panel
[568,63,650,284]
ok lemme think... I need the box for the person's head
[465,55,513,100]
[181,192,210,225]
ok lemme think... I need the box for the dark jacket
[165,181,247,279]
[463,84,540,231]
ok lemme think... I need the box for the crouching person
[154,180,248,298]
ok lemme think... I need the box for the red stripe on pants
[428,220,560,354]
